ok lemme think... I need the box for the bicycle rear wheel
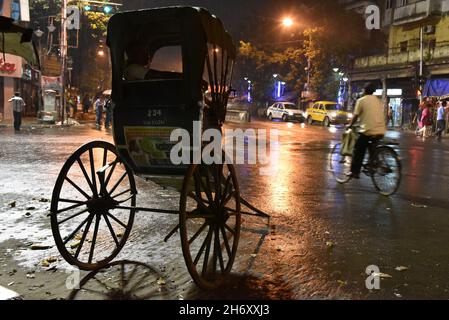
[371,146,401,196]
[329,143,352,184]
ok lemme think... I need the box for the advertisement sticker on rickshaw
[123,126,179,168]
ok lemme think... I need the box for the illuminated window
[11,0,20,21]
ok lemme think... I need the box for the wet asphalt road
[1,120,449,299]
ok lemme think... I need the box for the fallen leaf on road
[7,282,14,286]
[26,206,36,210]
[157,278,166,285]
[411,203,427,208]
[337,280,347,286]
[70,241,80,249]
[395,266,409,272]
[250,254,257,258]
[41,260,50,267]
[39,198,49,203]
[394,293,402,298]
[372,272,392,278]
[26,273,35,279]
[8,201,16,208]
[116,233,123,238]
[46,257,57,263]
[326,242,334,248]
[30,244,52,250]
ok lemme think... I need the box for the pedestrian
[387,105,394,127]
[104,98,113,129]
[95,96,104,128]
[82,94,90,113]
[71,95,78,116]
[436,101,448,141]
[420,102,433,138]
[9,92,25,132]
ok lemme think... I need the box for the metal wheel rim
[371,146,401,196]
[329,143,352,184]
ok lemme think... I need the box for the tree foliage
[30,0,112,95]
[234,0,386,103]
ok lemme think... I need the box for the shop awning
[423,79,449,99]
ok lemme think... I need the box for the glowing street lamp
[282,17,294,28]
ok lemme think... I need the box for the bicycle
[329,130,402,196]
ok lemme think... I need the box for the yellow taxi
[305,101,353,126]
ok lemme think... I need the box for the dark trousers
[13,111,22,131]
[351,133,381,175]
[436,120,446,139]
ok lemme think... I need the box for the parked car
[266,102,305,122]
[305,101,353,126]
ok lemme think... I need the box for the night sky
[122,0,314,40]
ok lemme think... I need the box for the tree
[233,0,386,103]
[30,0,113,95]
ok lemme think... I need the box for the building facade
[0,0,39,121]
[347,0,449,127]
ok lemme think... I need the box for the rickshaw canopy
[106,6,236,102]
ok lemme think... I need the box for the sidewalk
[0,114,96,129]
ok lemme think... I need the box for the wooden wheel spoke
[195,171,213,204]
[59,198,87,204]
[187,192,212,215]
[63,213,94,245]
[224,223,235,236]
[104,160,118,189]
[189,222,208,244]
[204,167,215,202]
[111,188,133,200]
[77,158,96,197]
[201,225,214,277]
[106,212,127,229]
[186,210,214,219]
[221,191,237,209]
[93,276,112,291]
[108,172,128,196]
[102,148,108,167]
[55,201,87,215]
[74,214,95,259]
[102,213,120,247]
[88,215,101,264]
[193,225,213,266]
[88,149,99,197]
[221,174,232,199]
[223,207,239,216]
[215,227,225,272]
[220,225,232,259]
[58,208,89,225]
[65,176,91,199]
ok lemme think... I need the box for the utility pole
[419,25,424,102]
[60,0,68,124]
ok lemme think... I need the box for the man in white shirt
[347,82,387,178]
[9,92,25,132]
[436,100,447,141]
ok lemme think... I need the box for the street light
[282,17,294,28]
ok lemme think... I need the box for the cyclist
[346,82,387,179]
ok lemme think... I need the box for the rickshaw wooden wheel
[50,141,136,270]
[179,162,241,290]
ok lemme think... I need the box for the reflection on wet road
[1,121,449,299]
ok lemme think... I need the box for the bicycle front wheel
[371,146,401,196]
[329,143,352,184]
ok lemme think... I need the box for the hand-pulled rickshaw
[50,7,268,290]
